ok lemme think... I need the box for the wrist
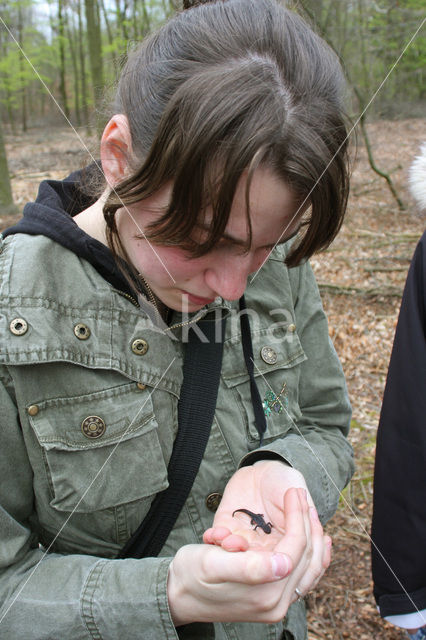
[253,458,304,481]
[167,558,191,627]
[240,450,291,468]
[406,627,426,640]
[252,458,291,469]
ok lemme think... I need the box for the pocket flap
[27,382,168,512]
[222,325,306,387]
[29,382,156,451]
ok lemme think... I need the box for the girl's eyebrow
[221,228,302,249]
[196,223,302,248]
[220,231,250,246]
[195,222,251,247]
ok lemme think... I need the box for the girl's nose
[204,254,253,301]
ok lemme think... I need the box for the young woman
[0,1,354,638]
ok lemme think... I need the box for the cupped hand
[203,460,332,599]
[168,487,318,626]
[203,460,312,551]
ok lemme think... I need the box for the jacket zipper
[116,290,139,307]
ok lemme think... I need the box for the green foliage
[296,0,425,118]
[0,0,424,128]
[0,0,57,127]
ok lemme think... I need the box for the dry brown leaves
[2,119,426,639]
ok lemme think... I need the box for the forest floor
[2,118,426,639]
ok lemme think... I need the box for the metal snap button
[27,404,40,416]
[288,323,296,333]
[81,416,106,438]
[10,318,28,336]
[205,492,222,512]
[131,339,149,356]
[260,346,278,365]
[137,382,147,390]
[74,323,91,340]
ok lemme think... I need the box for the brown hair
[103,0,350,267]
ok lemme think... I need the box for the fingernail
[309,506,320,522]
[272,553,291,578]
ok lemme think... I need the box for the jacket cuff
[239,435,343,524]
[376,585,426,618]
[82,557,178,639]
[239,449,292,468]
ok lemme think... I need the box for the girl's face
[116,166,306,312]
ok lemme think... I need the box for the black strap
[118,314,226,559]
[239,295,267,444]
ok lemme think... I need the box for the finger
[204,546,292,585]
[300,489,313,559]
[307,505,325,577]
[290,506,328,597]
[220,533,250,552]
[273,487,307,565]
[203,527,232,545]
[203,528,255,551]
[322,535,332,570]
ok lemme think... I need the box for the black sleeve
[371,231,426,618]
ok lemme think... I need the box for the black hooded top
[371,231,426,620]
[3,168,133,296]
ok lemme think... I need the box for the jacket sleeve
[371,232,426,620]
[0,368,178,640]
[241,259,354,524]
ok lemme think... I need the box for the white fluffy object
[409,143,426,211]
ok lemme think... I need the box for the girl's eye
[215,239,248,255]
[256,245,274,255]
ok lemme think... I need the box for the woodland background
[1,0,426,638]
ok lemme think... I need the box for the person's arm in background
[371,144,426,638]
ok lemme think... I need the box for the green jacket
[0,231,354,640]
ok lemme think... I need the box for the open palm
[204,460,311,552]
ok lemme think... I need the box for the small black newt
[232,509,273,534]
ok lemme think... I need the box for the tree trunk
[84,0,104,130]
[140,0,151,37]
[115,0,129,41]
[353,87,405,212]
[99,0,118,71]
[58,0,71,120]
[67,13,81,126]
[0,28,16,135]
[17,3,27,132]
[77,0,91,132]
[0,120,18,216]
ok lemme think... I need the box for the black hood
[3,168,132,295]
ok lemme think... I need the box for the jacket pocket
[28,382,168,513]
[222,326,307,443]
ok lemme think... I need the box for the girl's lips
[180,290,215,306]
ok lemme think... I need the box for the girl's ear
[100,114,133,187]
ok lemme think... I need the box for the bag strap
[239,295,267,444]
[118,314,227,559]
